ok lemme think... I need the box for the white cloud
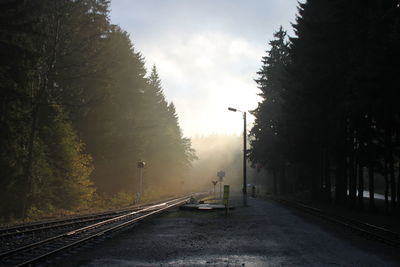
[109,0,299,137]
[139,31,262,136]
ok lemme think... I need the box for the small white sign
[217,171,225,181]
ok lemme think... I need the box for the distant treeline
[0,0,196,220]
[249,1,400,212]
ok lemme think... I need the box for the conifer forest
[249,1,400,213]
[0,0,196,220]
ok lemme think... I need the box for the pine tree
[249,26,290,194]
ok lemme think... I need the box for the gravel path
[55,195,400,266]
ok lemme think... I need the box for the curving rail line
[0,194,201,266]
[272,197,400,248]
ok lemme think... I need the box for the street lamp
[228,107,247,206]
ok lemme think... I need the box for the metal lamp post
[228,107,247,206]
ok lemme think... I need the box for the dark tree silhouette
[250,0,400,213]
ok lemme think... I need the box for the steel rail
[15,197,189,267]
[0,195,196,266]
[272,197,400,247]
[0,213,123,239]
[0,196,184,237]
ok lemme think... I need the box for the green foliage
[0,0,196,221]
[38,104,94,209]
[108,192,136,208]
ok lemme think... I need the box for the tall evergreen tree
[249,27,290,194]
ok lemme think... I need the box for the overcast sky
[109,0,299,137]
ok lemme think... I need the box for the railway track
[273,197,400,248]
[0,194,201,266]
[0,196,183,240]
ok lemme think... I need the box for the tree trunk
[358,163,364,210]
[397,160,400,209]
[388,131,396,209]
[335,120,347,205]
[367,116,375,211]
[384,160,389,214]
[320,149,324,199]
[389,156,396,209]
[335,154,346,204]
[348,128,356,207]
[311,151,320,200]
[368,162,375,211]
[324,149,331,202]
